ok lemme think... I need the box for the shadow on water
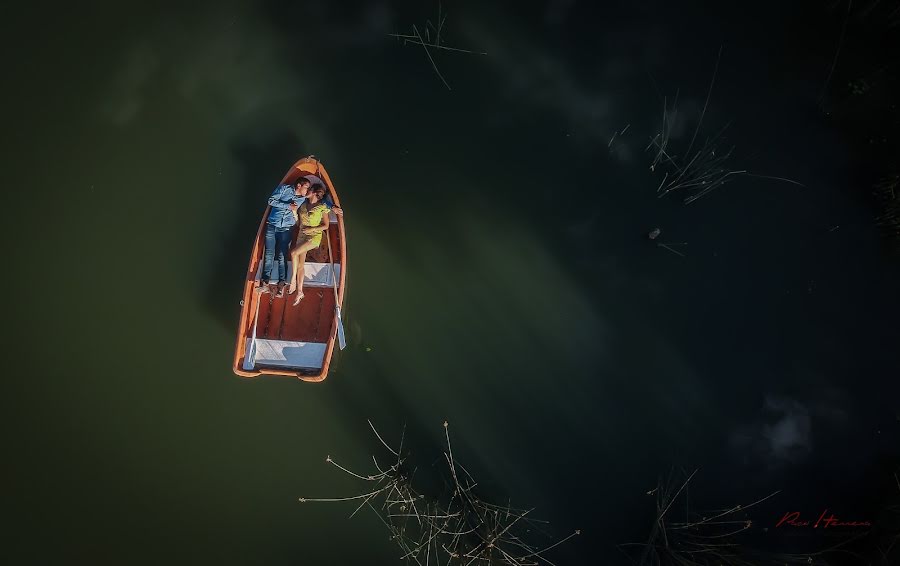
[202,130,310,331]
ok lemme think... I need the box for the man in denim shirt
[257,177,341,295]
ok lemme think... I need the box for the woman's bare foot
[287,282,296,295]
[292,291,304,306]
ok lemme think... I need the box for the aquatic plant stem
[686,46,723,158]
[413,24,451,90]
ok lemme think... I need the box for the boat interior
[243,174,343,375]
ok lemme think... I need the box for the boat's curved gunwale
[231,156,346,382]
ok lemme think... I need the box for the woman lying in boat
[287,183,331,305]
[258,177,341,296]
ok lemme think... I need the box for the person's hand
[302,227,316,235]
[289,202,299,212]
[332,206,344,217]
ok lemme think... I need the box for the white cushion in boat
[300,262,340,287]
[247,339,327,370]
[256,262,340,287]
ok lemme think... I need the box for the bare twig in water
[819,0,854,108]
[413,24,450,90]
[685,45,722,158]
[624,467,900,565]
[655,172,669,194]
[650,92,682,172]
[387,34,488,55]
[621,469,787,566]
[368,418,400,457]
[645,49,803,204]
[389,3,486,89]
[741,173,807,187]
[657,468,698,521]
[300,421,577,564]
[608,124,632,150]
[657,243,686,257]
[874,175,900,249]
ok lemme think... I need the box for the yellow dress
[298,201,330,248]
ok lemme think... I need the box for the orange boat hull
[231,156,346,381]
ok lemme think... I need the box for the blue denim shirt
[266,184,336,229]
[267,184,306,229]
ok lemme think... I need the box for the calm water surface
[5,0,899,564]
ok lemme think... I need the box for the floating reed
[646,49,804,204]
[389,2,487,90]
[300,420,578,565]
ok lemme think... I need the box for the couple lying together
[256,176,343,305]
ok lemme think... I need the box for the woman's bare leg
[290,250,309,305]
[287,238,318,304]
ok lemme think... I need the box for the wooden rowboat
[232,156,346,381]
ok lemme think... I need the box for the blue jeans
[262,222,292,283]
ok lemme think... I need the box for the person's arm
[267,185,294,209]
[289,195,307,222]
[323,195,344,217]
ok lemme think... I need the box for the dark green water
[5,1,899,564]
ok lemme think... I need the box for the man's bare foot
[255,281,271,294]
[292,291,304,306]
[275,281,286,298]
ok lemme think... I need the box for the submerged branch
[413,24,450,90]
[300,421,577,564]
[388,34,487,55]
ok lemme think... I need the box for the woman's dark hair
[309,183,327,199]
